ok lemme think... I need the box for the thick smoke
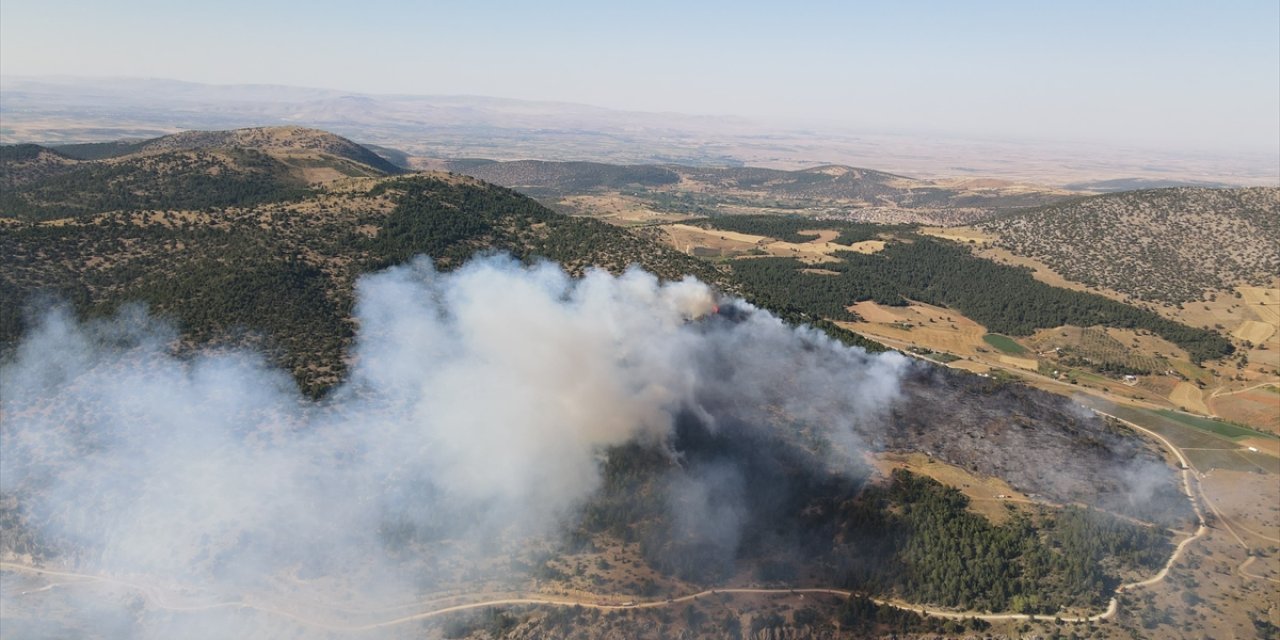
[0,255,909,636]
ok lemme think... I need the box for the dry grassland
[661,224,883,264]
[869,452,1031,524]
[1170,382,1211,415]
[558,194,694,225]
[1233,320,1276,344]
[998,355,1039,371]
[845,301,990,356]
[1240,285,1280,325]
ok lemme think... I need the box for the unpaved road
[0,562,1117,630]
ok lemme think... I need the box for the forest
[725,233,1233,363]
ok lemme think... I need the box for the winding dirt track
[0,562,1113,630]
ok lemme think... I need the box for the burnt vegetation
[576,370,1181,616]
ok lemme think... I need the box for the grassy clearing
[869,452,1030,524]
[1168,358,1214,385]
[981,333,1027,355]
[1153,409,1278,441]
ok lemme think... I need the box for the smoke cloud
[0,255,910,637]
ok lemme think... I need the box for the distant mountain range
[3,75,1275,186]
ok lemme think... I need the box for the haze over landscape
[1,2,1277,639]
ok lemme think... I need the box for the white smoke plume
[0,255,910,637]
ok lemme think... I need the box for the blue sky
[2,0,1277,154]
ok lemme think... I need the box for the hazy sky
[2,0,1277,154]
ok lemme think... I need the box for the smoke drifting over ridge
[0,255,910,636]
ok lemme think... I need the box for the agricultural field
[1182,448,1270,474]
[1092,403,1244,452]
[555,193,693,226]
[1152,409,1276,441]
[1238,450,1280,474]
[1239,285,1280,326]
[997,355,1039,371]
[1169,382,1211,415]
[1208,385,1280,434]
[1029,326,1173,375]
[981,333,1027,355]
[1089,400,1279,474]
[657,223,882,264]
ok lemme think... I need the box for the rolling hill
[438,158,1073,225]
[0,129,728,395]
[0,127,411,221]
[978,187,1280,304]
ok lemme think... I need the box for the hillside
[0,127,411,222]
[979,188,1280,304]
[0,174,724,396]
[53,125,404,174]
[130,126,406,175]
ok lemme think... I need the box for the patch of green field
[1153,410,1278,441]
[982,333,1028,355]
[1081,400,1234,449]
[1183,448,1266,473]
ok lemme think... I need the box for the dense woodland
[840,470,1168,613]
[726,233,1234,363]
